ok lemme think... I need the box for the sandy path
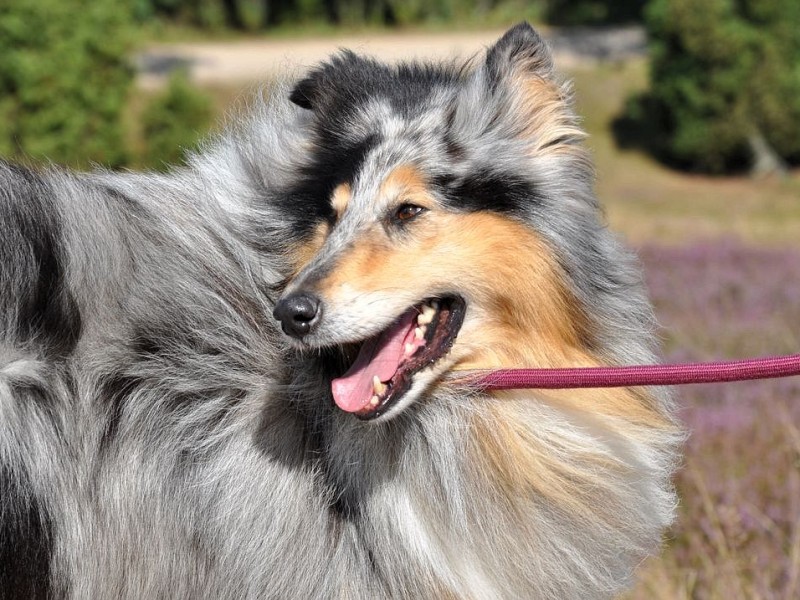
[137,27,645,89]
[138,30,507,89]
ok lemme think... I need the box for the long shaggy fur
[0,24,681,599]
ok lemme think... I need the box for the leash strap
[470,353,800,390]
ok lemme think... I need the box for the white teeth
[414,326,426,340]
[372,376,386,396]
[418,304,436,325]
[404,342,415,356]
[369,395,380,407]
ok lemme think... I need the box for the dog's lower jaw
[359,354,460,423]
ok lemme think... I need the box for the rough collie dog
[0,23,680,599]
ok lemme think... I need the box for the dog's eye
[394,204,426,223]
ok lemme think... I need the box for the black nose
[273,292,322,339]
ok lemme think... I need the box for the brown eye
[394,203,426,223]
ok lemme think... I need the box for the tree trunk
[322,0,340,24]
[748,128,788,178]
[222,0,246,30]
[264,0,297,27]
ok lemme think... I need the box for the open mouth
[331,296,466,420]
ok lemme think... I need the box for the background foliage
[544,0,642,26]
[0,0,639,171]
[0,0,136,168]
[140,69,213,170]
[618,0,800,174]
[136,0,547,30]
[133,0,643,31]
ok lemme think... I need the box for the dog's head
[273,23,641,421]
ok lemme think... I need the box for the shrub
[0,0,135,168]
[544,0,643,26]
[621,0,800,173]
[140,69,212,170]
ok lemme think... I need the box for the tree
[622,0,800,173]
[263,0,297,27]
[140,70,212,170]
[0,0,135,168]
[222,0,246,29]
[544,0,643,25]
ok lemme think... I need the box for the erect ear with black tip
[485,22,554,85]
[289,75,317,110]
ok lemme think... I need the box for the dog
[0,23,680,599]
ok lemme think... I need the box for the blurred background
[2,1,799,597]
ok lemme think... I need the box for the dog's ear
[289,75,318,110]
[454,22,584,156]
[485,22,554,86]
[289,51,366,110]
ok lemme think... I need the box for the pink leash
[470,353,800,390]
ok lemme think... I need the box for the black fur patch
[289,51,461,124]
[287,48,547,228]
[0,465,53,600]
[434,169,541,215]
[0,162,82,355]
[283,53,465,241]
[278,134,380,239]
[284,52,471,243]
[443,134,466,161]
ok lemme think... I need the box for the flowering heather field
[628,239,800,599]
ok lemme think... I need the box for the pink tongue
[331,310,417,413]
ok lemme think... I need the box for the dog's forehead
[318,84,462,226]
[343,144,430,213]
[341,116,449,207]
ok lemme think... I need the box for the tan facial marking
[381,164,426,194]
[379,164,434,210]
[331,183,351,217]
[442,212,591,371]
[314,208,588,362]
[289,220,329,275]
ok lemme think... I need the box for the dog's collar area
[330,296,466,420]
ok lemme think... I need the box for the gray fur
[0,25,680,599]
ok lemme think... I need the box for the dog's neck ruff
[468,353,800,390]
